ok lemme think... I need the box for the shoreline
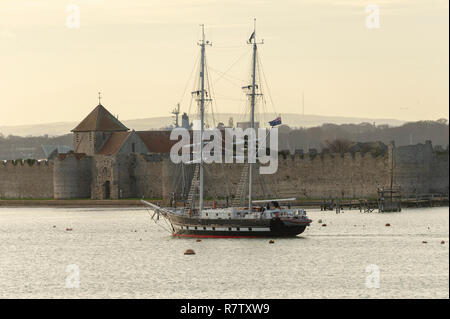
[1,198,447,209]
[0,199,148,208]
[0,199,323,209]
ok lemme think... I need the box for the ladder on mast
[186,164,200,210]
[232,163,249,207]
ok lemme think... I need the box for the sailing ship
[142,22,312,238]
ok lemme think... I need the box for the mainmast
[248,19,263,212]
[198,24,211,212]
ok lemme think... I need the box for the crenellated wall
[0,142,447,201]
[395,141,449,195]
[54,153,92,199]
[161,150,392,201]
[0,160,54,199]
[135,154,165,199]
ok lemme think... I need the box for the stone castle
[0,103,448,201]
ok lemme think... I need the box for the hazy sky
[0,0,448,126]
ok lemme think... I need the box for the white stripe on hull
[174,225,271,232]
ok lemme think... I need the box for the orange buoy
[269,240,275,244]
[196,239,202,242]
[184,249,196,255]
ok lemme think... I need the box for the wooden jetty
[316,192,448,213]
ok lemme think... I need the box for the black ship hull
[167,213,309,238]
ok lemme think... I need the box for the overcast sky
[0,0,448,126]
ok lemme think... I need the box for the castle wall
[430,148,449,194]
[196,152,391,200]
[394,141,434,194]
[1,141,446,201]
[53,154,92,199]
[134,154,165,199]
[0,160,54,199]
[116,154,138,198]
[157,150,391,203]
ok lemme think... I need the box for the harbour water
[0,206,448,298]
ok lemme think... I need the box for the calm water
[0,206,448,299]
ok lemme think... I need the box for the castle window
[89,132,92,141]
[132,143,135,153]
[76,133,79,143]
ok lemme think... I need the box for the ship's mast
[198,24,211,212]
[248,19,263,212]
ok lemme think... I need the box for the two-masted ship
[142,22,312,238]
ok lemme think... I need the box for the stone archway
[104,181,111,199]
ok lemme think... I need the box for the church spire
[98,91,102,105]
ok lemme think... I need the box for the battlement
[1,159,52,168]
[0,159,54,199]
[277,150,388,162]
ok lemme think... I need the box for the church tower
[71,93,129,155]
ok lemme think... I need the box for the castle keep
[0,103,448,201]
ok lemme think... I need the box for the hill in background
[1,118,447,161]
[0,113,404,137]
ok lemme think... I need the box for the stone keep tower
[71,102,129,155]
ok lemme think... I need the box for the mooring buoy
[184,249,196,255]
[422,241,428,244]
[196,239,202,242]
[385,223,391,227]
[322,223,327,227]
[441,240,445,244]
[269,240,275,244]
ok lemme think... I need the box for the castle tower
[71,95,129,156]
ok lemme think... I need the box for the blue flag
[269,116,282,127]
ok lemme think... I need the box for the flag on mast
[269,116,282,127]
